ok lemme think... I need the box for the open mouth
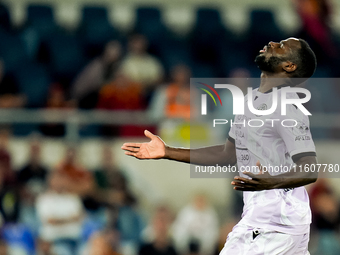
[259,46,267,53]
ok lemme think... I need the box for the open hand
[121,130,166,159]
[231,161,278,191]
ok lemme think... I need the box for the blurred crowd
[0,1,339,137]
[0,129,223,255]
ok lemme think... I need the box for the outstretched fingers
[122,143,141,149]
[124,151,139,157]
[121,144,143,159]
[122,146,140,153]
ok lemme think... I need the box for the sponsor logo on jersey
[292,121,309,136]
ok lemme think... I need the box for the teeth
[259,46,266,53]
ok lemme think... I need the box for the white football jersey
[228,86,316,235]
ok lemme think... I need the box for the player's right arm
[121,130,237,166]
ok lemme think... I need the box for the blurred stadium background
[0,0,339,254]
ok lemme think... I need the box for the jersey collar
[264,84,291,94]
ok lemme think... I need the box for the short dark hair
[290,39,317,80]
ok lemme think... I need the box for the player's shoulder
[273,85,298,96]
[279,88,299,99]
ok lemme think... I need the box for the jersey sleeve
[276,104,316,163]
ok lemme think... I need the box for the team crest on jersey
[257,103,268,111]
[254,103,268,117]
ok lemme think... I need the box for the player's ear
[282,61,297,73]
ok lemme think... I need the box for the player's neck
[259,72,292,93]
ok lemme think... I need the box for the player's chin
[257,51,266,57]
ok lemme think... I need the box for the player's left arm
[232,156,318,191]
